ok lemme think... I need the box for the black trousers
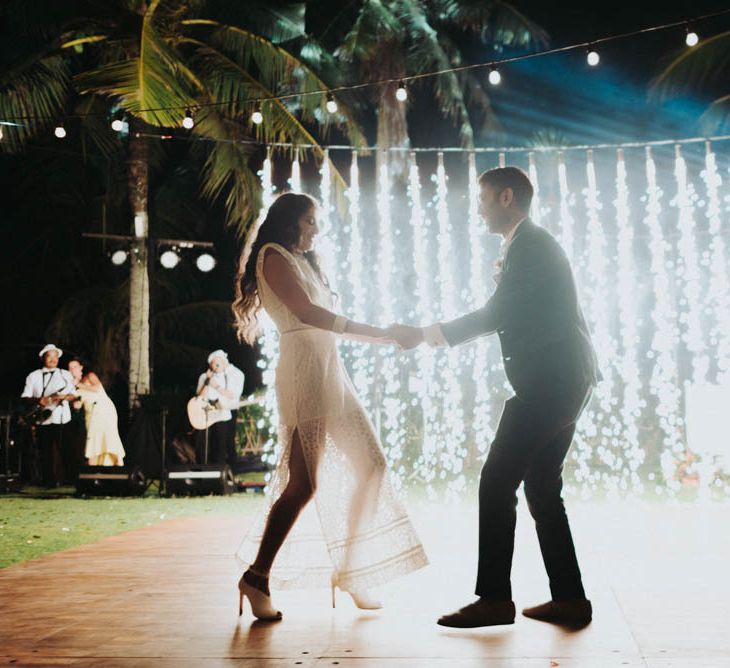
[475,384,591,602]
[37,424,65,485]
[194,419,235,466]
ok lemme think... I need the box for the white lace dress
[236,242,428,590]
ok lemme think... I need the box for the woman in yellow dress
[68,358,125,466]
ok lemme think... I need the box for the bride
[232,192,427,620]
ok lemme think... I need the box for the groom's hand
[387,324,424,350]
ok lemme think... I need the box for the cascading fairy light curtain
[255,142,730,499]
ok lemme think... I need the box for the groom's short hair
[479,167,534,211]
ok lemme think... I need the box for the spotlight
[160,249,180,269]
[488,67,502,86]
[182,109,194,129]
[395,81,408,102]
[54,124,67,139]
[586,48,600,67]
[685,27,699,47]
[326,92,338,114]
[251,106,263,125]
[110,249,128,266]
[196,252,216,273]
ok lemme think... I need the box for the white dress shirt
[21,367,75,425]
[196,364,245,421]
[423,218,527,347]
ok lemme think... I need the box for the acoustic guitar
[186,396,230,431]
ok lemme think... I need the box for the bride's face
[296,206,319,252]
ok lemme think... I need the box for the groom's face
[479,183,510,235]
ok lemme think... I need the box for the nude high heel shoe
[331,572,382,610]
[238,568,282,621]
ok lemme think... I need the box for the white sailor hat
[39,343,63,358]
[207,349,228,363]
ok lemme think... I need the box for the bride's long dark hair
[233,192,330,345]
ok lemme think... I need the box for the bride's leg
[249,428,317,583]
[340,420,387,577]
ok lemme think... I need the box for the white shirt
[196,364,245,421]
[21,367,75,425]
[423,217,527,347]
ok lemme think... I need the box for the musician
[194,350,244,466]
[21,344,77,486]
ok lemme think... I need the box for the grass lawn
[0,487,265,569]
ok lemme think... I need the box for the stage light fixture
[160,249,181,269]
[196,252,216,273]
[110,249,128,266]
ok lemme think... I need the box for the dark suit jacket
[441,219,599,402]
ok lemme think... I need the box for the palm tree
[651,30,730,132]
[312,0,547,176]
[1,0,364,407]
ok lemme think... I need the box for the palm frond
[699,94,730,134]
[75,1,199,126]
[651,31,730,101]
[0,53,71,151]
[335,0,402,63]
[430,0,548,48]
[401,1,475,148]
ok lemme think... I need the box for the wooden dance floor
[1,499,728,667]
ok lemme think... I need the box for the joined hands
[385,324,424,350]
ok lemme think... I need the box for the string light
[586,48,600,66]
[395,81,408,102]
[3,9,729,128]
[53,124,66,138]
[182,108,194,129]
[488,67,501,85]
[325,92,338,114]
[685,26,699,46]
[251,106,263,125]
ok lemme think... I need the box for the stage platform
[0,499,728,666]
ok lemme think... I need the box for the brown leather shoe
[437,599,515,628]
[522,599,592,628]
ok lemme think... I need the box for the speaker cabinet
[76,465,147,496]
[164,464,235,496]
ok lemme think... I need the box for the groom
[390,167,599,629]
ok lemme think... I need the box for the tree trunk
[375,80,409,182]
[127,119,151,410]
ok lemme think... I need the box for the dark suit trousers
[476,384,591,602]
[194,419,235,466]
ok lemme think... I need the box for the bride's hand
[386,324,424,350]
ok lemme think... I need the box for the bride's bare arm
[263,249,389,342]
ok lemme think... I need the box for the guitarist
[194,350,244,466]
[20,344,77,486]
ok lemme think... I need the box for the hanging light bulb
[586,48,600,66]
[326,92,338,114]
[395,81,408,102]
[54,124,67,139]
[251,106,263,125]
[685,26,699,47]
[182,108,194,129]
[111,112,124,132]
[488,66,502,86]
